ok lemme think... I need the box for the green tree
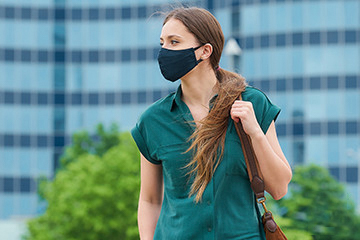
[279,164,360,240]
[25,129,140,240]
[60,123,121,169]
[274,215,313,240]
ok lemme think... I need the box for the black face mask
[157,45,203,82]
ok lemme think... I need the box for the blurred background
[0,0,359,239]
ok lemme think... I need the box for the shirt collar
[170,85,183,112]
[171,85,219,112]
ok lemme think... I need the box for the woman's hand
[230,100,263,138]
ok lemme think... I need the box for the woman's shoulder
[241,86,273,107]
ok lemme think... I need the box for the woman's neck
[180,65,218,108]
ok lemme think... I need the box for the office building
[0,0,359,223]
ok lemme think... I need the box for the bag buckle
[256,197,269,213]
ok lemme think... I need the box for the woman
[131,7,292,240]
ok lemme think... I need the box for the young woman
[131,7,292,240]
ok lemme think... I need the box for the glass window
[291,3,303,32]
[259,5,270,33]
[327,31,338,44]
[54,107,65,132]
[147,61,172,90]
[36,64,52,91]
[346,167,358,183]
[306,91,326,121]
[19,106,33,133]
[258,49,270,77]
[1,106,15,132]
[344,1,359,28]
[304,46,345,76]
[145,18,162,46]
[242,51,255,78]
[242,5,260,35]
[290,92,305,118]
[276,34,286,47]
[306,137,326,165]
[19,149,32,175]
[15,22,37,48]
[98,64,120,91]
[271,48,287,77]
[327,121,340,135]
[309,32,320,45]
[17,64,33,91]
[120,105,147,131]
[304,2,322,31]
[309,76,321,89]
[274,93,289,119]
[326,91,343,120]
[83,65,99,91]
[54,64,65,90]
[68,23,83,49]
[0,149,14,175]
[67,107,83,134]
[36,107,52,134]
[98,22,121,48]
[327,137,340,164]
[344,45,360,74]
[278,139,292,163]
[119,63,138,91]
[231,10,240,33]
[274,4,288,33]
[120,21,138,49]
[83,107,99,131]
[345,137,360,165]
[36,149,52,177]
[122,7,131,20]
[3,20,15,48]
[1,193,14,219]
[137,62,151,90]
[97,107,121,129]
[67,65,83,91]
[215,9,231,35]
[19,194,36,215]
[344,91,360,119]
[87,22,100,48]
[290,48,304,75]
[324,1,345,29]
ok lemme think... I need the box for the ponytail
[186,68,247,203]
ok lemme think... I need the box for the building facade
[0,0,359,222]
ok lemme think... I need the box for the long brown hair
[163,7,247,202]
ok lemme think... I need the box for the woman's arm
[231,101,292,200]
[138,153,163,240]
[250,121,292,200]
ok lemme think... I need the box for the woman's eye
[160,42,164,46]
[171,40,179,44]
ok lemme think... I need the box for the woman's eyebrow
[160,34,183,41]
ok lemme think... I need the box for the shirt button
[207,200,211,205]
[208,227,212,232]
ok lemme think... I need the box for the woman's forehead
[160,18,192,39]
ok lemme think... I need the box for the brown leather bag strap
[234,96,265,200]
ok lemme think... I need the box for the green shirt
[131,85,281,240]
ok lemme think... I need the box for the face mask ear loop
[194,44,206,64]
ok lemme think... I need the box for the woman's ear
[200,43,213,60]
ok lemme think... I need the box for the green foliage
[60,123,121,169]
[25,129,140,240]
[275,215,313,240]
[279,164,360,240]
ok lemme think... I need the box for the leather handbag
[234,116,288,240]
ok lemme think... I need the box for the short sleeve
[131,123,162,165]
[242,87,281,134]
